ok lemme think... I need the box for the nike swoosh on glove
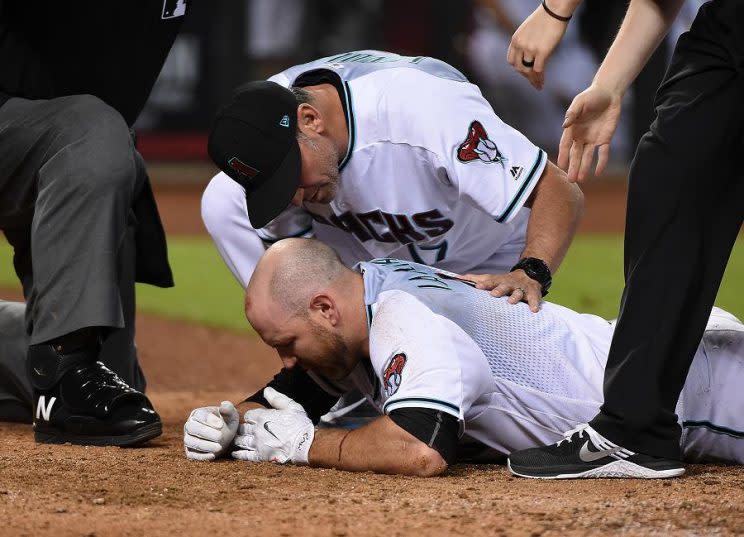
[232,387,314,464]
[184,401,239,461]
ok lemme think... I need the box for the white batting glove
[183,401,239,461]
[232,387,314,465]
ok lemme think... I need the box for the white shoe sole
[507,459,685,480]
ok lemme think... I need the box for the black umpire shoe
[29,342,161,447]
[507,424,685,479]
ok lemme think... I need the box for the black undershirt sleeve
[388,407,460,465]
[243,368,339,424]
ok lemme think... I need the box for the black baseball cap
[208,81,301,229]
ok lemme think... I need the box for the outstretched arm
[558,0,685,181]
[233,389,453,477]
[310,417,447,477]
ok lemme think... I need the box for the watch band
[510,257,552,297]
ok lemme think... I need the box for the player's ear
[309,293,338,325]
[297,103,324,136]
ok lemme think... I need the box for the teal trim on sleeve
[496,149,546,223]
[338,81,356,171]
[683,420,744,439]
[383,397,459,415]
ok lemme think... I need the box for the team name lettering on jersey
[311,209,454,245]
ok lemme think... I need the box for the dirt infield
[3,178,744,536]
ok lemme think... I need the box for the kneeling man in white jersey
[184,239,744,477]
[203,50,583,312]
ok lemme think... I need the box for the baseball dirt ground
[1,179,743,536]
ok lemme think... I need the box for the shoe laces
[557,423,590,446]
[556,423,635,457]
[76,362,139,408]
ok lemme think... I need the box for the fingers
[492,283,541,309]
[595,144,610,176]
[184,433,223,455]
[525,287,542,313]
[578,144,595,182]
[557,128,572,171]
[232,449,262,462]
[185,448,216,462]
[532,56,546,90]
[184,420,223,443]
[234,432,256,451]
[506,41,516,68]
[263,387,305,412]
[218,401,239,429]
[563,98,584,128]
[189,407,223,429]
[567,140,583,182]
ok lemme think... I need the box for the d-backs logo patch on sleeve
[383,353,407,397]
[457,120,505,165]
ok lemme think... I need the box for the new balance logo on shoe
[579,441,621,462]
[36,395,57,421]
[510,166,524,180]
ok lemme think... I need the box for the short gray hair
[268,239,346,316]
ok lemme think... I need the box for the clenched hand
[232,387,314,465]
[183,401,239,461]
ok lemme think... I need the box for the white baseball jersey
[201,50,547,287]
[310,259,744,464]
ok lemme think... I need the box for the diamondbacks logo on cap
[457,120,505,165]
[383,353,407,397]
[228,157,259,179]
[279,115,290,128]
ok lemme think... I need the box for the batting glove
[183,401,239,461]
[232,387,314,465]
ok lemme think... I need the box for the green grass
[0,237,250,333]
[1,236,743,329]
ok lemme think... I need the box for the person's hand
[507,5,570,90]
[183,401,239,461]
[459,271,542,312]
[558,84,623,182]
[232,387,314,465]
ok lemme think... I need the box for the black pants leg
[590,5,744,459]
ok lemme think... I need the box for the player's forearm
[521,162,583,273]
[593,0,684,95]
[308,417,447,476]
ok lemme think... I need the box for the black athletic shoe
[507,424,685,479]
[31,359,161,447]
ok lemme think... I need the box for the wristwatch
[510,257,552,297]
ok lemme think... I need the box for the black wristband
[541,0,572,22]
[510,257,552,297]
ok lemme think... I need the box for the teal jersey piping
[383,397,459,414]
[338,81,356,171]
[495,148,545,223]
[683,420,744,439]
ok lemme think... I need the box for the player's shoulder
[370,289,439,340]
[364,70,488,154]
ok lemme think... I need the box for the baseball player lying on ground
[203,49,583,427]
[184,239,744,477]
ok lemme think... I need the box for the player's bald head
[249,238,348,317]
